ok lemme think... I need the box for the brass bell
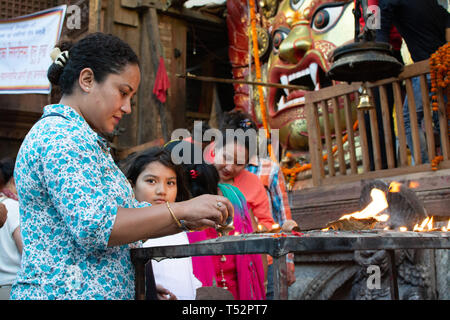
[357,86,375,110]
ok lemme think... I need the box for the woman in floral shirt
[11,33,232,300]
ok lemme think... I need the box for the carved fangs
[276,62,320,111]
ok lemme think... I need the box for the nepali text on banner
[0,5,67,94]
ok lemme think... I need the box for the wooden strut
[282,120,360,190]
[176,73,310,91]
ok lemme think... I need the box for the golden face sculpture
[266,0,355,151]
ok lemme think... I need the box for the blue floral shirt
[11,104,148,300]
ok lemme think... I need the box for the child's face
[133,161,178,205]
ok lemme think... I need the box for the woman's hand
[110,195,233,246]
[172,194,234,231]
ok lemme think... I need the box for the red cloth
[153,56,170,103]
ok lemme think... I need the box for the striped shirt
[246,158,292,225]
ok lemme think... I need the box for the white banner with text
[0,5,66,94]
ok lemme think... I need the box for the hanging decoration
[429,42,449,138]
[248,0,277,162]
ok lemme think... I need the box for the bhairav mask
[267,0,356,151]
[228,0,358,152]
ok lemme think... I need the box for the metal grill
[0,0,61,20]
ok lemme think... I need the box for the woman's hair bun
[47,40,73,86]
[47,33,139,94]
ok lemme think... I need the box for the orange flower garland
[281,160,312,190]
[431,155,444,171]
[429,42,449,112]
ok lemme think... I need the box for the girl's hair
[121,146,191,202]
[219,111,257,132]
[48,32,140,95]
[0,157,15,188]
[219,111,257,162]
[183,163,219,197]
[163,140,219,197]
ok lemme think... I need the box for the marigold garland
[429,42,449,113]
[431,155,444,171]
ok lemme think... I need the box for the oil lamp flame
[408,181,420,189]
[427,217,434,230]
[389,181,402,193]
[413,216,437,232]
[440,219,450,232]
[339,188,389,222]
